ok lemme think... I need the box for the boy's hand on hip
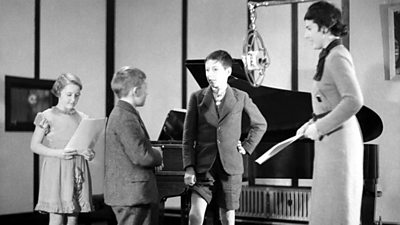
[237,141,246,155]
[184,167,196,186]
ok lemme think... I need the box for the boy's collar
[211,84,228,95]
[119,98,136,108]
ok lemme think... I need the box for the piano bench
[79,194,117,225]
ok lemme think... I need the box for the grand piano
[154,59,383,225]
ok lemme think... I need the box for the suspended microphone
[242,0,316,87]
[242,29,270,87]
[241,2,270,87]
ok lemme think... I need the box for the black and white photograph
[0,1,399,225]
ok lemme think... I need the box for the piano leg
[159,197,167,225]
[361,179,380,225]
[158,189,190,225]
[181,191,190,225]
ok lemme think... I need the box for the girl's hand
[79,149,95,161]
[60,148,77,160]
[237,141,246,155]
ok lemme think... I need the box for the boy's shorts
[191,156,242,210]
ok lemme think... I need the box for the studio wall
[350,0,400,222]
[0,0,36,214]
[115,0,182,139]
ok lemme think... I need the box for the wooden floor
[0,211,307,225]
[2,210,391,225]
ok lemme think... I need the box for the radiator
[237,186,269,218]
[237,186,311,222]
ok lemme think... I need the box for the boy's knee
[189,209,205,225]
[219,208,235,225]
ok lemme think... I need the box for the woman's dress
[309,45,364,225]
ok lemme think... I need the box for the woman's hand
[303,123,320,141]
[60,148,77,160]
[296,122,310,136]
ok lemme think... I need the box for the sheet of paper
[255,133,303,165]
[65,117,107,152]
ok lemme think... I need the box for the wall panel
[115,0,182,139]
[256,4,292,89]
[350,0,400,222]
[0,0,35,214]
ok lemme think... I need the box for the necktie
[211,87,225,107]
[314,39,342,81]
[215,92,224,106]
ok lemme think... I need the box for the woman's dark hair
[304,1,348,37]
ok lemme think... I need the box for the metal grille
[237,186,310,221]
[237,186,269,218]
[269,188,310,221]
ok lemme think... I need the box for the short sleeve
[33,112,50,135]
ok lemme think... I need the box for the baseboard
[0,212,48,225]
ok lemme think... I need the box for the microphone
[242,29,270,87]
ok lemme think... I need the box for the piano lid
[185,59,383,142]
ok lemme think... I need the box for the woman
[297,1,364,224]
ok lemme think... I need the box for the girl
[31,73,94,225]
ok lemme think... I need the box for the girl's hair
[51,73,82,97]
[111,66,146,98]
[304,1,348,37]
[205,50,233,69]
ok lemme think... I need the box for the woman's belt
[312,111,330,121]
[311,111,343,140]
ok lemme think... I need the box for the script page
[255,133,303,164]
[65,117,107,152]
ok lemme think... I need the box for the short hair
[111,66,146,98]
[51,73,82,97]
[205,50,233,69]
[304,1,348,37]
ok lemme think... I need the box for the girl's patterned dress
[34,107,93,214]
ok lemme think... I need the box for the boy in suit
[183,50,267,225]
[104,66,163,225]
